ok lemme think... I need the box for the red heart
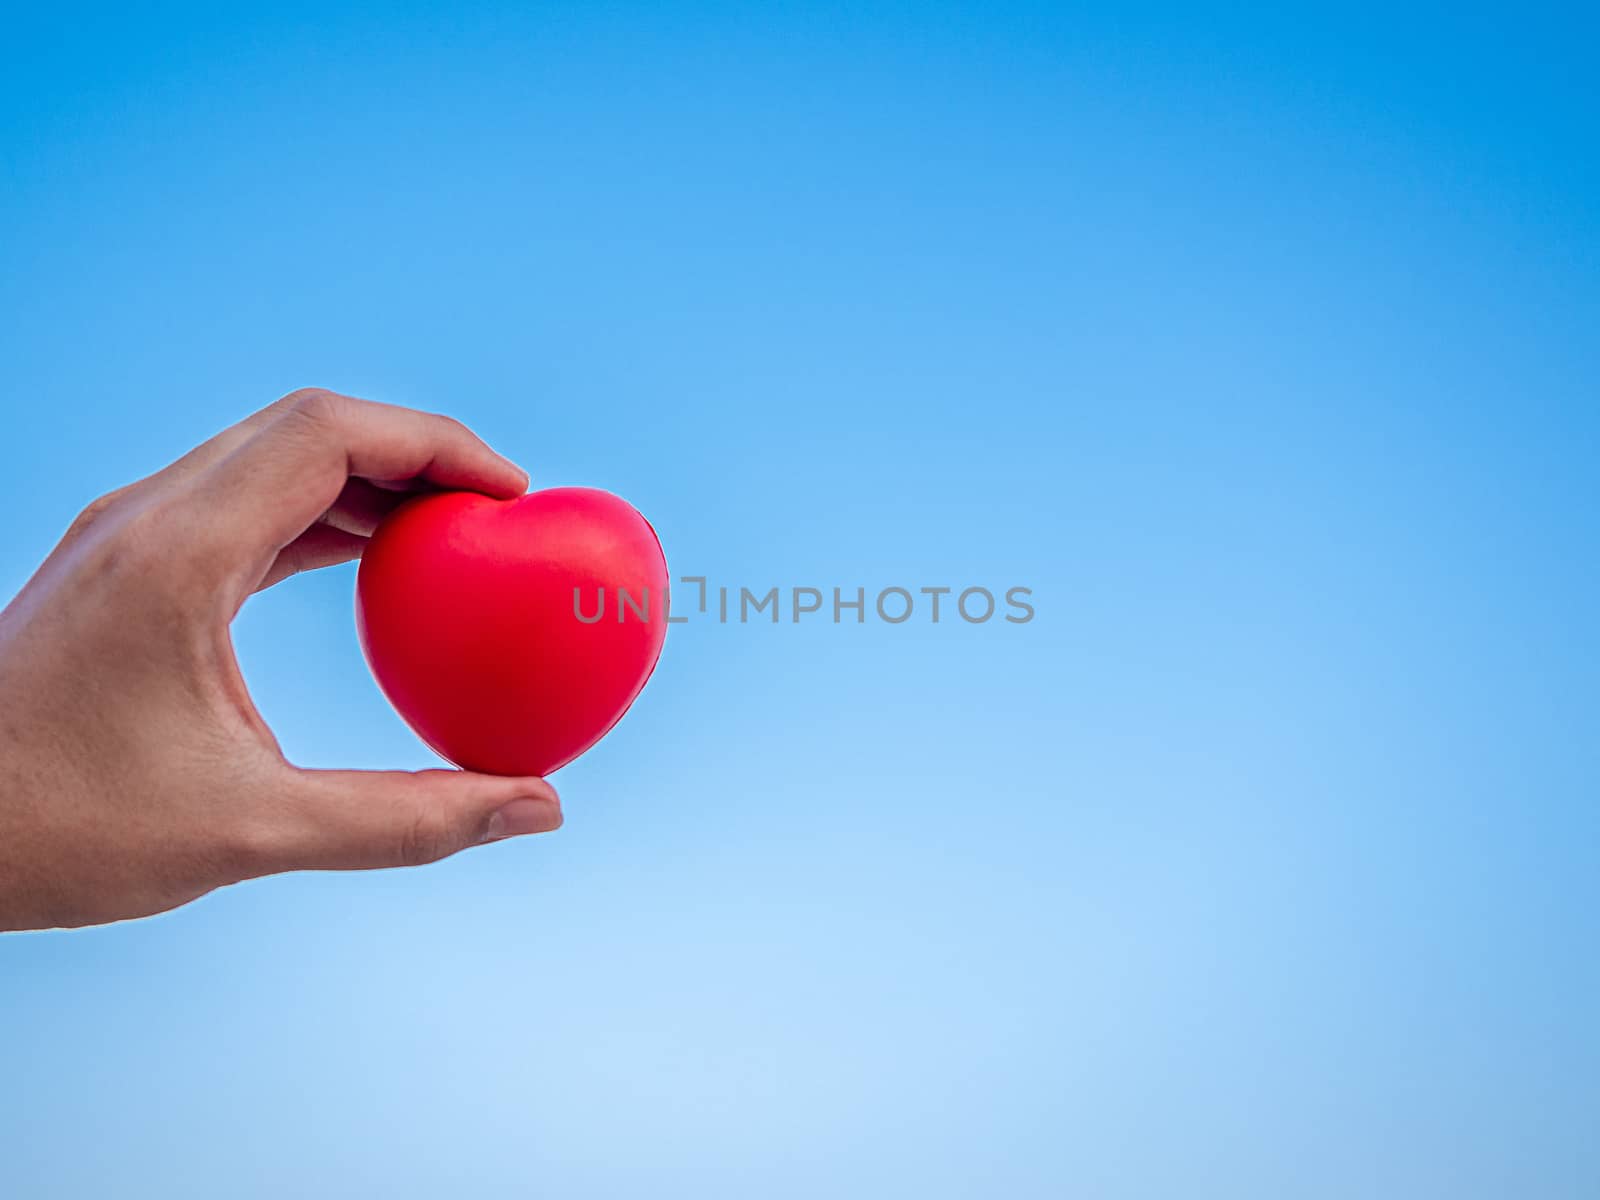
[355,487,668,777]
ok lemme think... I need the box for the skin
[0,389,563,932]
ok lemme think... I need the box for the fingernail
[482,798,563,842]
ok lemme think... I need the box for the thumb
[267,767,562,873]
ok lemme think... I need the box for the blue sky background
[2,3,1597,1196]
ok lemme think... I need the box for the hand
[0,389,563,931]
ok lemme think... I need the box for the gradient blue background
[3,4,1597,1196]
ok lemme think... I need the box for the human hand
[0,389,563,931]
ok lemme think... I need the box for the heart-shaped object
[355,487,668,777]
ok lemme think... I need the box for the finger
[254,479,414,587]
[194,390,529,553]
[257,525,369,590]
[322,477,410,537]
[263,769,562,874]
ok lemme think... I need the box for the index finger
[197,389,528,551]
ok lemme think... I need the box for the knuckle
[272,391,352,468]
[281,386,333,409]
[285,388,345,427]
[67,484,136,537]
[87,496,170,577]
[259,388,324,422]
[397,802,455,867]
